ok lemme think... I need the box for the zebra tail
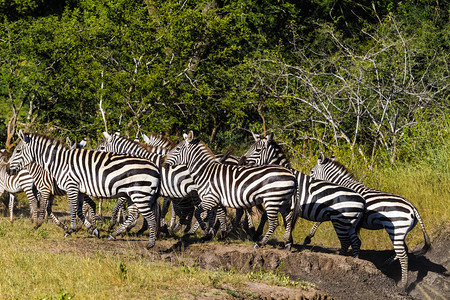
[411,206,431,256]
[290,173,301,233]
[152,189,162,239]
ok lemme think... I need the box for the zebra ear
[266,132,274,142]
[18,130,30,144]
[66,137,76,150]
[330,155,336,161]
[184,131,194,143]
[79,138,87,148]
[114,131,120,136]
[251,131,260,142]
[318,152,326,164]
[103,131,112,141]
[142,134,150,144]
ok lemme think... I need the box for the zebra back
[96,132,196,199]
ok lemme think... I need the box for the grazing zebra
[0,151,38,223]
[95,132,198,237]
[240,133,366,257]
[8,131,161,249]
[310,153,431,290]
[164,131,297,248]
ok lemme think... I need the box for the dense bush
[0,0,448,165]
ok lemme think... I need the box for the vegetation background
[0,1,449,297]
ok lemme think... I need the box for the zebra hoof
[107,235,116,241]
[303,236,311,245]
[146,241,155,249]
[92,228,100,239]
[64,232,71,238]
[253,243,260,249]
[284,243,292,251]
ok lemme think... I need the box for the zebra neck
[33,140,68,181]
[185,147,216,180]
[333,175,369,195]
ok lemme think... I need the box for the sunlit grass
[0,217,310,299]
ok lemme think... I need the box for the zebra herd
[1,130,431,291]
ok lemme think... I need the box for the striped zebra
[0,151,38,223]
[26,162,97,231]
[164,131,297,248]
[95,132,198,237]
[1,148,95,228]
[240,133,365,257]
[7,131,161,249]
[310,153,431,290]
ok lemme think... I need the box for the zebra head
[8,130,33,175]
[95,131,120,152]
[310,152,336,180]
[164,131,203,167]
[239,132,290,168]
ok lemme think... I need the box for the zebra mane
[140,142,169,154]
[25,132,66,148]
[195,139,217,160]
[326,157,357,181]
[144,134,175,150]
[267,139,287,157]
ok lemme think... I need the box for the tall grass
[285,132,450,251]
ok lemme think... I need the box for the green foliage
[0,0,448,162]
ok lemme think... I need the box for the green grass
[0,217,311,299]
[286,151,450,251]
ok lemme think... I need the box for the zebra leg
[256,208,279,248]
[254,207,268,241]
[331,220,352,256]
[215,206,229,239]
[65,188,81,236]
[347,227,361,258]
[281,210,294,250]
[82,195,97,225]
[109,203,139,240]
[46,194,69,231]
[384,230,409,291]
[232,208,245,233]
[9,193,14,223]
[109,197,127,230]
[131,192,160,249]
[160,197,171,231]
[76,193,99,238]
[304,222,322,245]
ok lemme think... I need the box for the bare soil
[47,221,449,300]
[7,207,450,300]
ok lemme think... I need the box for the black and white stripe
[95,132,197,235]
[164,131,297,247]
[0,155,38,223]
[8,131,161,249]
[25,162,97,231]
[310,153,431,289]
[240,133,365,257]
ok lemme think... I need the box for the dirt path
[48,225,448,300]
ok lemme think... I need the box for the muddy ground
[4,204,449,300]
[51,220,449,300]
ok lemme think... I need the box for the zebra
[95,132,198,237]
[239,133,366,257]
[310,153,431,290]
[164,131,297,248]
[0,150,38,223]
[7,131,161,249]
[25,162,97,231]
[1,148,95,228]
